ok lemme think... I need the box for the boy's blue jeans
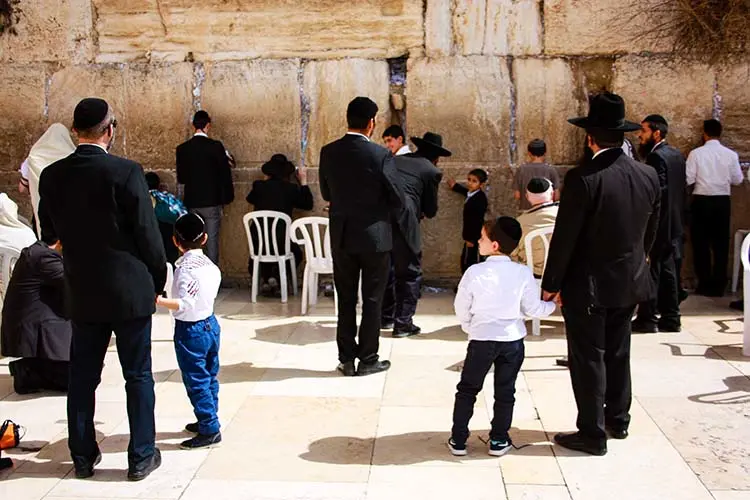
[451,338,525,444]
[174,315,221,435]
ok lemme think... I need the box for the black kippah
[492,216,522,254]
[175,213,205,242]
[73,98,110,131]
[643,114,668,126]
[526,177,552,194]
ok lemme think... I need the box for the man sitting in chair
[511,178,559,278]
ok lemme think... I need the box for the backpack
[151,190,187,225]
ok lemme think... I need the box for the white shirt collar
[651,140,666,153]
[395,145,411,156]
[194,131,208,138]
[79,143,109,154]
[466,189,481,199]
[176,248,205,265]
[346,132,370,142]
[705,139,721,146]
[592,147,617,160]
[486,255,511,262]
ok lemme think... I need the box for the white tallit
[26,123,76,235]
[0,193,36,251]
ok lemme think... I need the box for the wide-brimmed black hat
[411,132,452,157]
[261,154,296,178]
[568,93,640,132]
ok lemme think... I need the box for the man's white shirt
[686,139,743,196]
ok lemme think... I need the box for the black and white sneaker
[447,438,467,456]
[488,439,512,457]
[180,432,222,450]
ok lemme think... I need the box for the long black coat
[319,134,403,253]
[542,149,661,308]
[647,142,687,257]
[1,241,71,361]
[392,153,443,255]
[38,145,167,323]
[176,135,234,209]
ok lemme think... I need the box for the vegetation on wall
[0,0,20,35]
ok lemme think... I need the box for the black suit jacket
[451,184,488,243]
[176,135,234,209]
[647,142,686,256]
[392,153,443,255]
[38,145,167,322]
[542,149,661,308]
[1,241,71,361]
[319,134,403,253]
[246,178,314,216]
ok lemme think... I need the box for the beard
[638,138,656,159]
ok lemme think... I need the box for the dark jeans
[691,195,731,294]
[68,317,156,469]
[381,229,423,328]
[192,206,222,266]
[460,241,480,274]
[174,315,221,435]
[451,339,525,444]
[332,248,390,364]
[636,251,680,328]
[9,358,69,393]
[562,305,634,441]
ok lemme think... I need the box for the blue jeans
[174,315,221,435]
[68,317,156,470]
[451,339,525,444]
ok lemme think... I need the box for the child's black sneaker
[488,439,512,457]
[180,432,222,450]
[447,438,467,456]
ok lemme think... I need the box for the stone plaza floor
[0,289,748,500]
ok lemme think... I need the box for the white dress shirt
[454,255,556,342]
[395,145,411,156]
[171,249,222,322]
[686,139,743,196]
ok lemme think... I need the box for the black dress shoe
[74,451,102,479]
[128,448,162,482]
[631,321,658,334]
[678,289,689,303]
[357,360,391,376]
[606,427,629,440]
[180,432,222,450]
[554,432,607,456]
[657,321,681,333]
[381,321,395,330]
[393,324,421,338]
[555,358,569,367]
[337,361,356,377]
[185,422,199,433]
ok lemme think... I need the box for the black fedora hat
[262,154,296,178]
[411,132,452,157]
[568,92,640,132]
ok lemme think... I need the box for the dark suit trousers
[332,249,390,363]
[691,195,731,293]
[636,252,680,328]
[68,317,156,469]
[381,229,423,328]
[562,305,635,441]
[460,242,480,274]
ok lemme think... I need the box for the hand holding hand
[542,290,562,306]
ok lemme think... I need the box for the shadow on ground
[154,361,339,384]
[688,375,750,405]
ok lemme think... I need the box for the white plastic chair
[0,245,21,304]
[732,229,750,293]
[243,211,298,303]
[740,233,750,356]
[291,217,333,315]
[523,226,554,336]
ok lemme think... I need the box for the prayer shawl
[0,193,36,251]
[26,124,76,235]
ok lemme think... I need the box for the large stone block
[544,0,669,55]
[407,57,512,163]
[717,64,750,161]
[202,60,302,167]
[0,65,47,172]
[124,64,194,170]
[425,0,452,57]
[0,0,93,63]
[514,58,583,165]
[303,59,391,167]
[93,0,423,62]
[613,57,715,154]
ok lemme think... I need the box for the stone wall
[1,0,749,284]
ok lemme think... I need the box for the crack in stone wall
[299,59,311,169]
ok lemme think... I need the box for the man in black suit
[38,98,166,481]
[632,115,687,333]
[176,110,234,266]
[542,93,660,456]
[381,132,447,337]
[319,97,403,376]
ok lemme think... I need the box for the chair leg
[311,273,319,306]
[532,317,540,336]
[301,266,309,315]
[279,261,288,303]
[290,258,298,297]
[251,259,260,303]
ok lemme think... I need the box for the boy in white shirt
[156,213,223,450]
[449,216,556,457]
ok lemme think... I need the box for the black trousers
[381,229,422,328]
[636,251,680,328]
[158,221,179,265]
[562,305,635,441]
[9,358,69,393]
[460,241,480,274]
[68,317,156,470]
[691,195,731,294]
[332,248,390,364]
[451,339,524,444]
